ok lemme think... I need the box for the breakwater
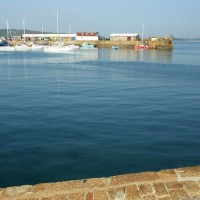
[9,37,173,50]
[68,37,173,49]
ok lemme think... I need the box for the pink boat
[134,44,152,50]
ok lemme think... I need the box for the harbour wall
[9,37,173,50]
[67,38,173,50]
[0,165,200,199]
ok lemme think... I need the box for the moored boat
[31,43,45,50]
[134,44,152,50]
[0,46,16,51]
[134,24,152,50]
[15,20,31,51]
[112,45,119,49]
[81,43,96,49]
[43,45,74,53]
[0,41,15,51]
[15,43,31,51]
[68,44,80,50]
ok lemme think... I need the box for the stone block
[142,195,157,200]
[153,182,168,197]
[33,181,81,193]
[66,193,84,200]
[83,178,108,189]
[41,197,53,200]
[124,185,140,200]
[157,169,177,181]
[32,183,59,193]
[157,197,171,200]
[93,191,108,200]
[111,172,159,185]
[138,183,153,196]
[190,195,200,200]
[33,178,108,195]
[17,198,39,200]
[165,181,183,190]
[176,166,200,178]
[85,192,93,200]
[53,194,68,200]
[108,187,125,200]
[181,181,200,196]
[169,189,190,200]
[3,185,33,197]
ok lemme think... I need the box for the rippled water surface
[0,41,200,187]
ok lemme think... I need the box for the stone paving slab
[0,166,200,200]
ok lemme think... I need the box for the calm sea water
[0,41,200,187]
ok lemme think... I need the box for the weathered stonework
[0,166,200,200]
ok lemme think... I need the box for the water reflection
[99,49,173,64]
[2,42,200,66]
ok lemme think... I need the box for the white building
[22,33,76,41]
[76,32,99,41]
[110,33,139,41]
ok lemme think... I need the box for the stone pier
[0,166,200,200]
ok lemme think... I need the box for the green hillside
[0,29,51,38]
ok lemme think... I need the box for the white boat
[43,11,76,53]
[81,43,96,48]
[15,43,31,51]
[0,45,15,52]
[31,43,45,50]
[44,45,74,53]
[0,41,15,51]
[15,20,31,51]
[112,45,118,49]
[0,21,16,51]
[68,44,80,50]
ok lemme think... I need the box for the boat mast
[57,10,59,35]
[6,20,9,40]
[56,10,61,44]
[142,24,144,43]
[23,20,26,43]
[69,25,71,34]
[6,21,13,40]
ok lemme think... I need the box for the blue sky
[1,0,200,38]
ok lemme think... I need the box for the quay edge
[66,37,173,50]
[0,165,199,199]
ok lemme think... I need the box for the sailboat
[15,20,31,51]
[0,21,16,51]
[134,24,152,50]
[31,26,45,50]
[44,11,75,53]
